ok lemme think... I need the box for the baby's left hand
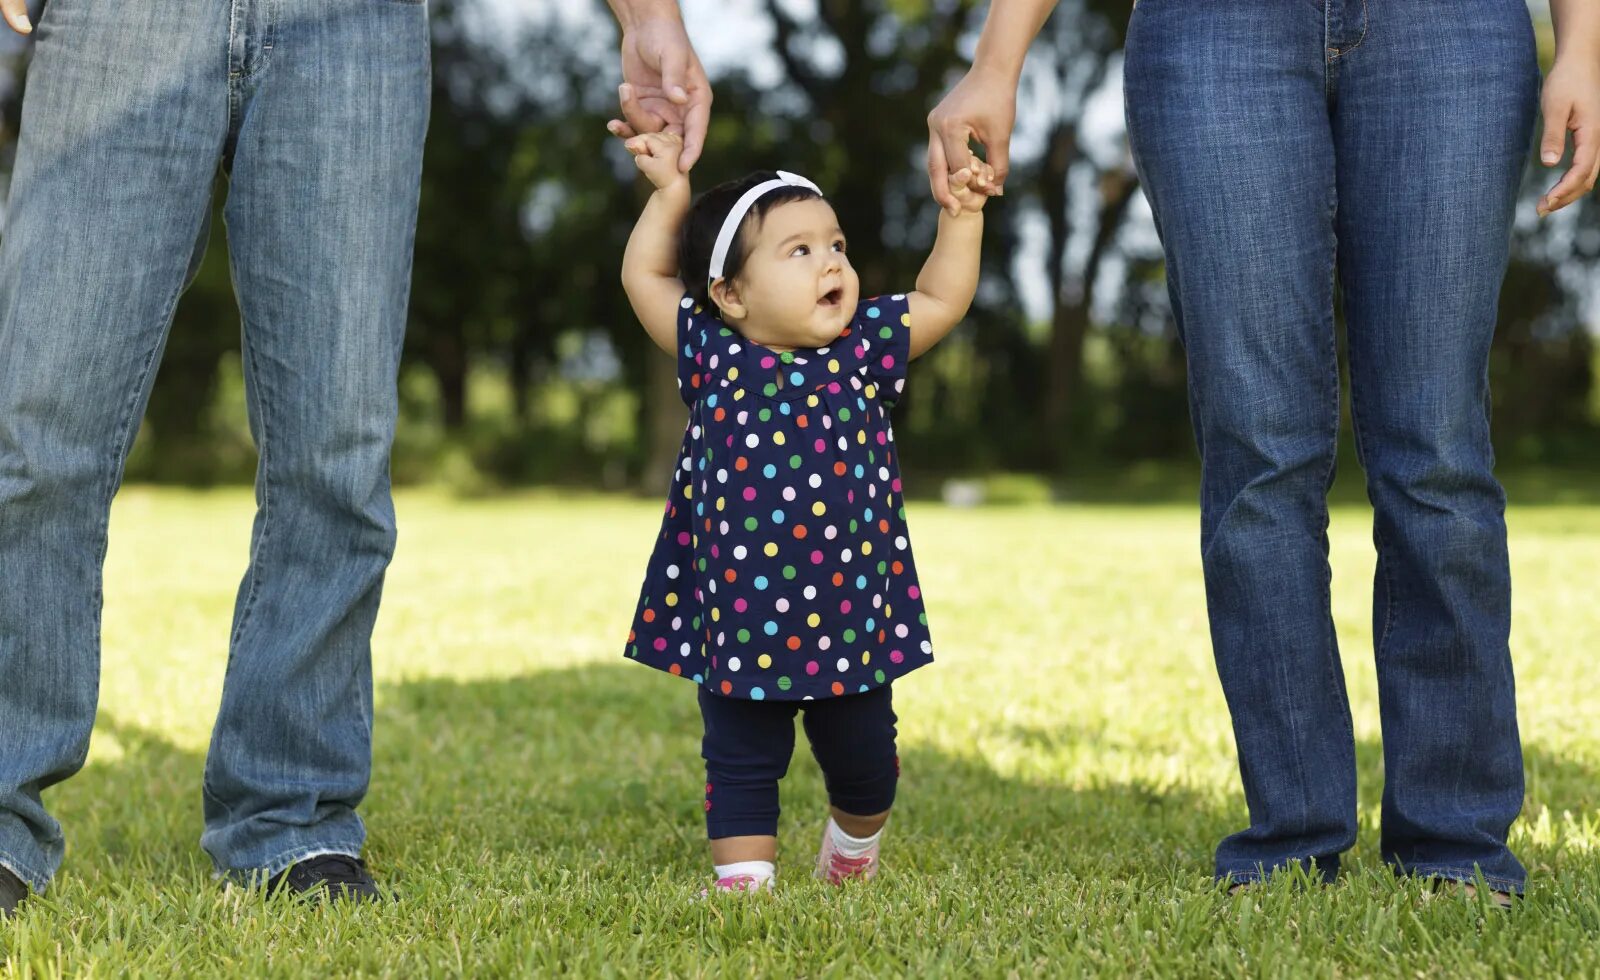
[945,161,994,215]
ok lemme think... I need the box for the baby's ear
[710,278,747,321]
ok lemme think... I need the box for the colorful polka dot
[626,293,930,701]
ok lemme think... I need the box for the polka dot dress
[624,292,933,701]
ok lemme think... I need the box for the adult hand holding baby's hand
[605,14,712,173]
[624,131,688,192]
[926,67,1015,215]
[946,162,995,215]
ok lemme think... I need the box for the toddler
[618,129,989,893]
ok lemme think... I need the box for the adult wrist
[967,56,1024,87]
[1552,38,1600,67]
[614,1,684,31]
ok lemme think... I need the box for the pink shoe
[815,824,879,884]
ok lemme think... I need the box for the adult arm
[604,0,713,172]
[1538,0,1600,215]
[925,0,1060,213]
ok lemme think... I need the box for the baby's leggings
[698,684,898,839]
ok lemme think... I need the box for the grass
[2,486,1598,977]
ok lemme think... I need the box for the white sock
[828,818,883,858]
[714,860,775,884]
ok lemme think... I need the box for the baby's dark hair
[678,171,824,315]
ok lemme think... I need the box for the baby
[618,129,989,894]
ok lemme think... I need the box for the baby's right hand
[623,131,687,191]
[945,162,994,215]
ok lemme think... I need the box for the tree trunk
[641,353,686,494]
[430,334,469,432]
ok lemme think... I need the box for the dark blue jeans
[1125,0,1537,892]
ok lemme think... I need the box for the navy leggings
[699,685,899,839]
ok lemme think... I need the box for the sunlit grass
[2,487,1597,976]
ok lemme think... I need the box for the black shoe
[0,865,27,918]
[266,854,382,904]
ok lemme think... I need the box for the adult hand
[1,0,32,35]
[605,16,712,173]
[926,66,1017,215]
[1536,55,1600,217]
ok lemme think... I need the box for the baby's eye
[790,244,810,257]
[832,240,847,253]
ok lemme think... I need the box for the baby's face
[722,198,860,351]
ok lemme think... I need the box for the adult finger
[678,82,712,172]
[619,83,664,136]
[926,134,958,215]
[607,119,639,139]
[658,40,689,104]
[939,122,974,179]
[984,134,1011,193]
[0,0,32,34]
[1538,98,1570,167]
[1542,123,1597,214]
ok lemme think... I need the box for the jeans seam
[1344,322,1398,663]
[0,850,46,893]
[200,779,236,823]
[1329,0,1369,58]
[1401,863,1524,893]
[228,314,274,653]
[260,0,278,57]
[1367,492,1397,662]
[93,275,189,660]
[205,312,273,807]
[1317,206,1356,763]
[1216,853,1337,884]
[216,840,364,881]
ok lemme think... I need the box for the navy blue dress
[624,292,934,700]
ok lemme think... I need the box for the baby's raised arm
[906,164,992,359]
[621,132,692,355]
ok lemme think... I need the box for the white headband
[707,170,822,284]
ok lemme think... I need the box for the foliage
[0,0,1594,487]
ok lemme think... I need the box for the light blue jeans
[0,0,429,890]
[1125,0,1536,891]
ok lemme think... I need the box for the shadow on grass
[44,662,1600,892]
[900,461,1600,508]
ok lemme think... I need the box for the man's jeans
[1125,0,1537,892]
[0,0,429,890]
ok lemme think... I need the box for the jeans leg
[0,0,228,891]
[198,0,430,877]
[1125,1,1356,883]
[1332,0,1537,893]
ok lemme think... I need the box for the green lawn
[3,488,1598,976]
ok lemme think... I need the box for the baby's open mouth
[818,288,842,308]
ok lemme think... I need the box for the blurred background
[0,0,1594,501]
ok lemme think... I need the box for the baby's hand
[945,160,994,215]
[623,131,687,191]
